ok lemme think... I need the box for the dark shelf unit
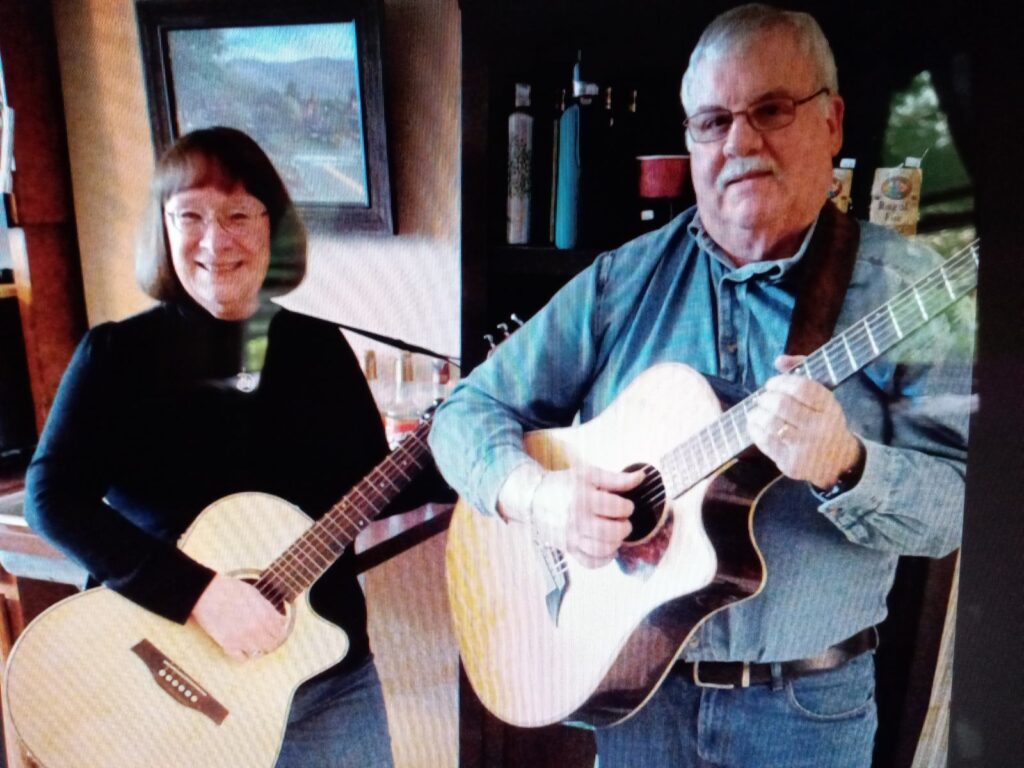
[459,0,700,370]
[487,246,600,276]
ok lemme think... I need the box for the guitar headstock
[484,313,525,358]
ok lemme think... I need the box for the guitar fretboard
[253,420,433,606]
[659,240,978,499]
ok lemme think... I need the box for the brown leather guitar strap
[783,201,861,356]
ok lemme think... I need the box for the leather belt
[675,627,878,689]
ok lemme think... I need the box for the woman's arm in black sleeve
[24,325,215,623]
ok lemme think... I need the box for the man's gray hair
[680,4,838,113]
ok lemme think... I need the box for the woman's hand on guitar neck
[498,463,644,568]
[747,354,864,489]
[191,574,289,661]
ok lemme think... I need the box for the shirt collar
[687,211,821,282]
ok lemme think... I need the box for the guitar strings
[254,425,433,603]
[659,241,978,498]
[259,447,430,602]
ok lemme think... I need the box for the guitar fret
[375,470,402,493]
[298,547,333,579]
[886,304,904,339]
[316,520,346,549]
[288,546,325,581]
[696,433,710,474]
[804,354,826,385]
[308,525,341,557]
[841,334,857,369]
[683,442,699,490]
[939,265,956,299]
[728,412,744,448]
[332,499,368,535]
[821,348,838,385]
[672,452,686,496]
[863,319,879,355]
[912,287,929,319]
[351,484,382,510]
[709,424,723,463]
[272,564,308,596]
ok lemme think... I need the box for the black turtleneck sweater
[25,303,446,674]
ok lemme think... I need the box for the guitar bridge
[132,639,229,725]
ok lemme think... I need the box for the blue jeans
[594,653,877,768]
[276,657,394,768]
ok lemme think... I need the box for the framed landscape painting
[136,0,394,233]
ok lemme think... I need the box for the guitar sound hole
[240,574,288,616]
[619,463,667,543]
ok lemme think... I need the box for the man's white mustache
[716,158,779,191]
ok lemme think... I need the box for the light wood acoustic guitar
[446,240,978,729]
[3,417,435,768]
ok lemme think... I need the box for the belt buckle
[692,661,751,689]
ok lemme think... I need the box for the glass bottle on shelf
[555,50,599,249]
[430,359,451,405]
[383,352,420,448]
[363,349,389,416]
[546,88,567,244]
[506,82,534,244]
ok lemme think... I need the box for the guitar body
[4,492,349,768]
[446,363,774,728]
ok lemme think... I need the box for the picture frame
[136,0,394,234]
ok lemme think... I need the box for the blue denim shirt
[430,207,974,662]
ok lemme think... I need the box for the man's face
[686,29,844,258]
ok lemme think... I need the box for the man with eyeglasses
[429,4,972,766]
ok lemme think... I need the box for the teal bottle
[554,52,598,249]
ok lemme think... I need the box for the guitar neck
[254,419,434,604]
[660,239,979,498]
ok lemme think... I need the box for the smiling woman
[18,126,454,767]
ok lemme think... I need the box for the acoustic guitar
[3,417,435,767]
[446,239,978,729]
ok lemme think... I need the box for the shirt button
[725,342,737,353]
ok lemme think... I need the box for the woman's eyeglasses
[164,206,268,238]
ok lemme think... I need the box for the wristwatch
[814,441,866,501]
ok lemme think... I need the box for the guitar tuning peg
[510,313,524,328]
[483,333,496,350]
[497,322,510,338]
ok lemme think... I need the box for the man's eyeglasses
[164,205,268,238]
[684,87,831,144]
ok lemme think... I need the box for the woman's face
[163,184,271,320]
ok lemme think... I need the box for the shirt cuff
[470,447,540,518]
[107,546,217,624]
[809,438,866,502]
[814,438,888,540]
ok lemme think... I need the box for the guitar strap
[783,200,861,356]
